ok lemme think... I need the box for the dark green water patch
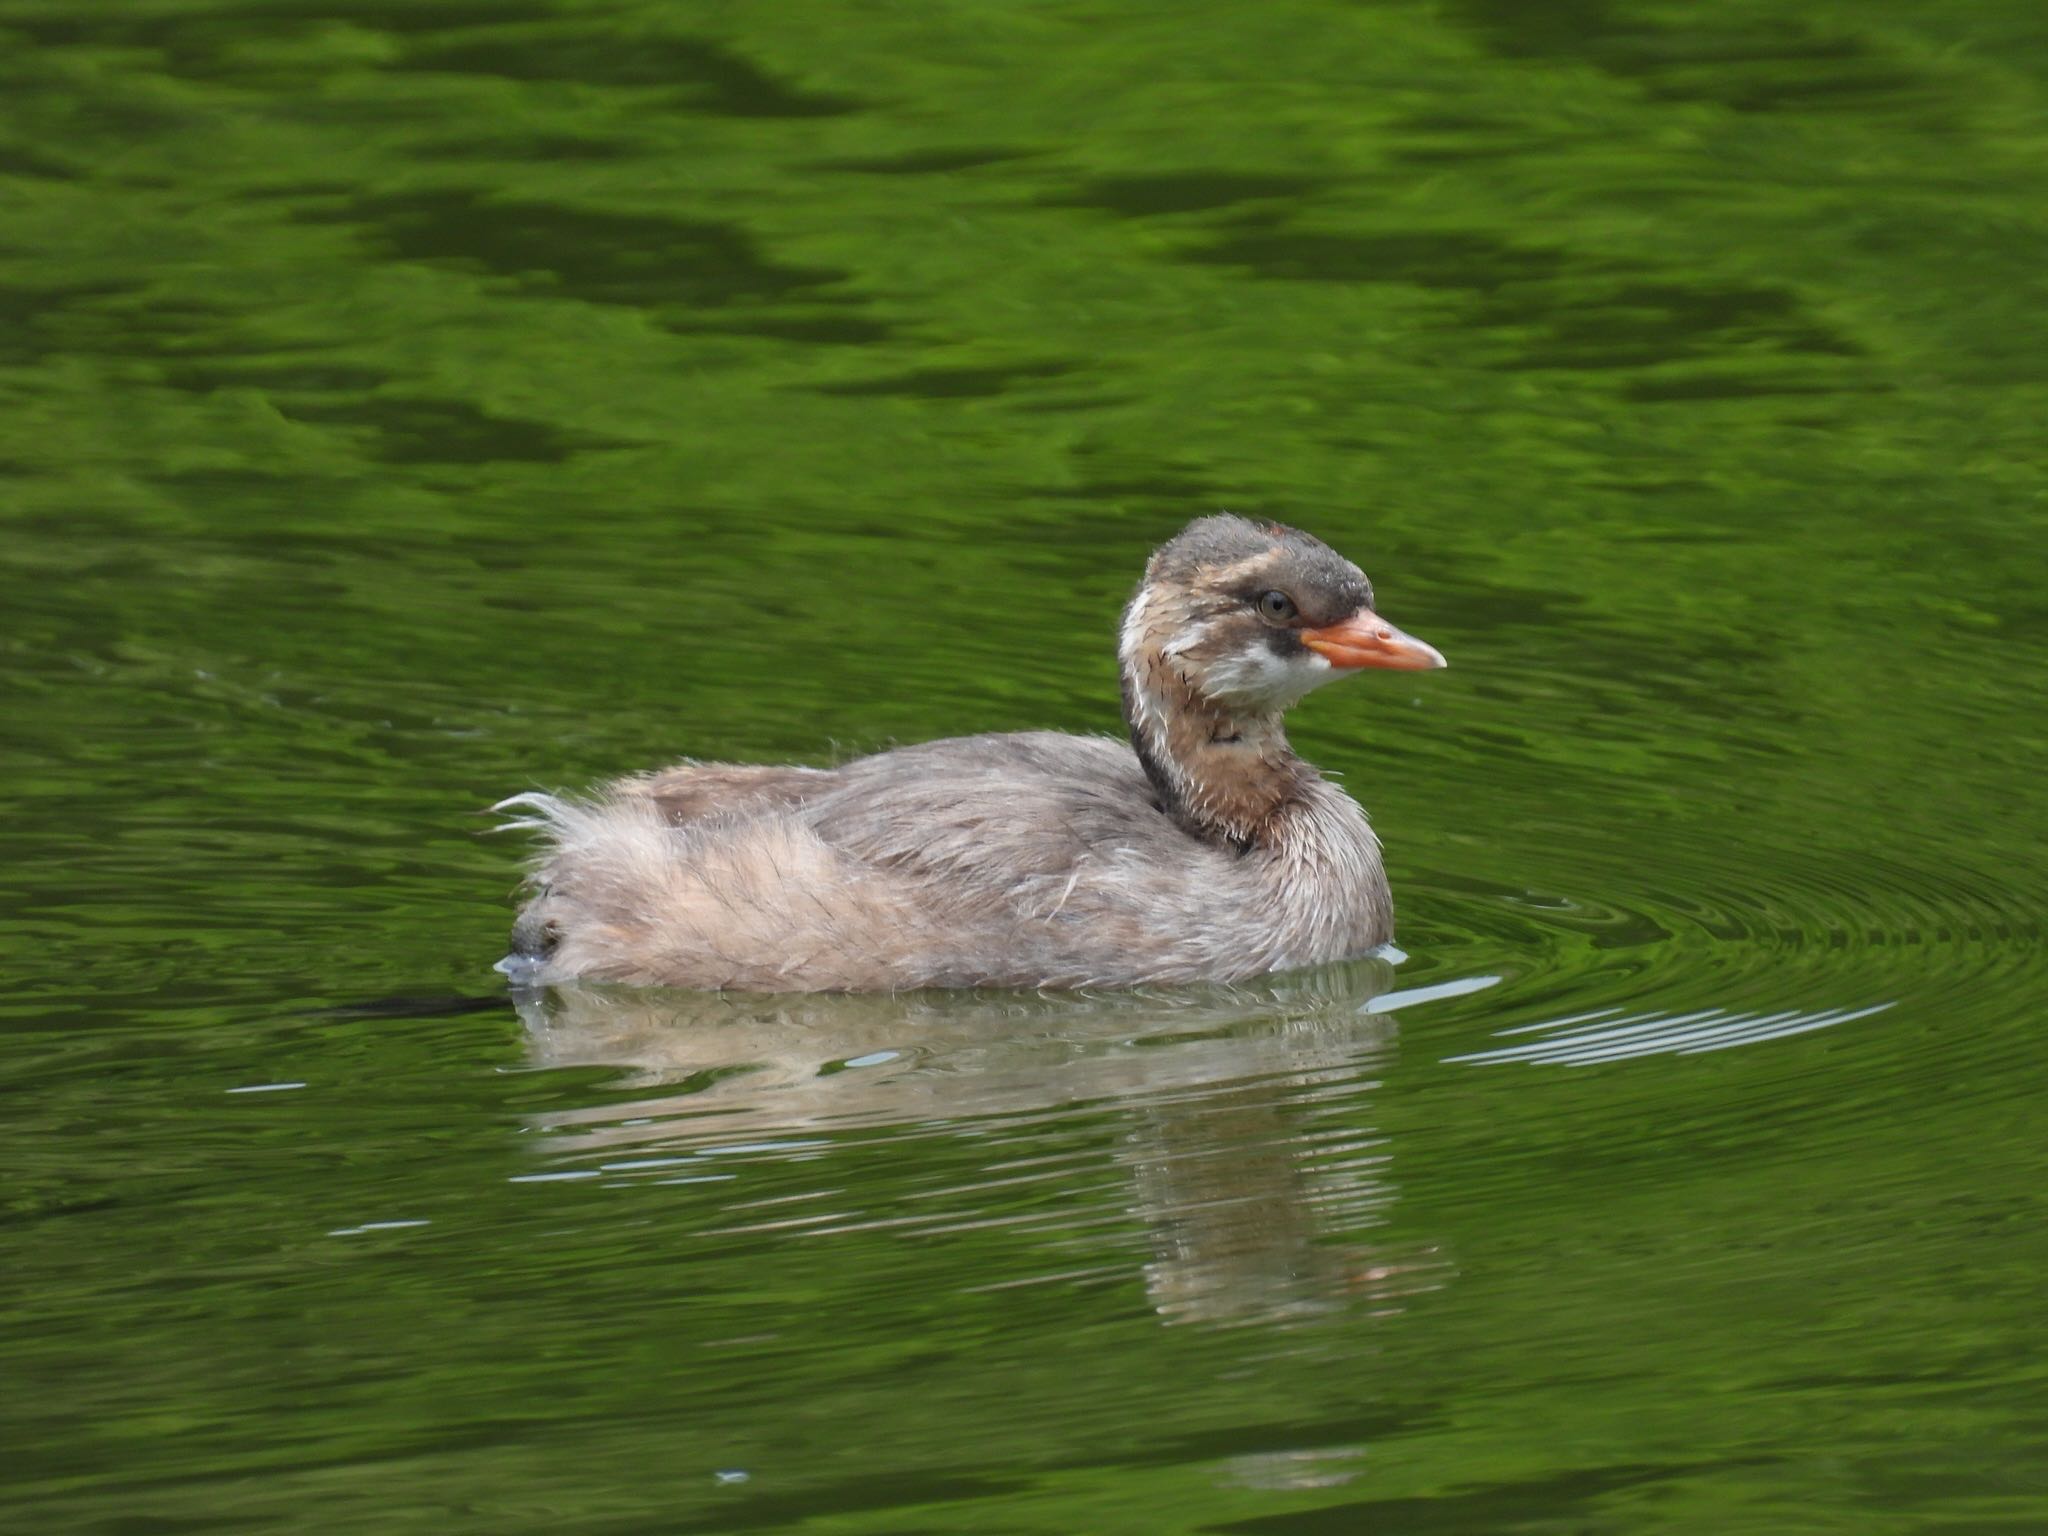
[273,394,640,465]
[303,191,849,310]
[1488,277,1863,373]
[1449,1,1943,118]
[394,28,863,117]
[810,359,1076,399]
[815,145,1041,176]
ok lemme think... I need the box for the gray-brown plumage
[496,514,1446,991]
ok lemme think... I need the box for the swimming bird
[496,514,1446,991]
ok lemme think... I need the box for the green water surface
[3,1,2046,1531]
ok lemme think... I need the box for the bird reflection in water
[512,955,1452,1327]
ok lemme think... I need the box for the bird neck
[1120,650,1315,849]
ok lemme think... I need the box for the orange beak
[1301,610,1447,671]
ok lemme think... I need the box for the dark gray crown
[1149,514,1373,620]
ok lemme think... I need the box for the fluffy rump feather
[496,788,957,991]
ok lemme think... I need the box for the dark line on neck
[1122,672,1186,822]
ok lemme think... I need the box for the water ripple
[1446,1001,1897,1067]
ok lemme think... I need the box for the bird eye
[1256,590,1298,623]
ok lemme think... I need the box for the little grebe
[497,515,1445,991]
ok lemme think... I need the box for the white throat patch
[1201,637,1337,711]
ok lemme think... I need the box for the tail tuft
[488,791,567,834]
